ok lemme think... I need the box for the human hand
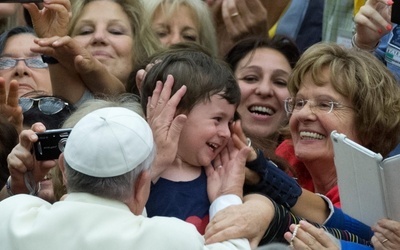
[206,138,250,202]
[205,194,274,249]
[24,0,71,38]
[7,123,57,195]
[353,0,392,50]
[371,218,400,249]
[33,36,125,95]
[0,78,23,134]
[229,120,261,185]
[220,0,267,41]
[135,62,157,93]
[208,0,267,55]
[0,3,19,18]
[146,75,187,182]
[284,220,340,250]
[32,36,90,73]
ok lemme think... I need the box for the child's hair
[140,42,241,116]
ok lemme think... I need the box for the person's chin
[18,85,35,97]
[38,189,56,203]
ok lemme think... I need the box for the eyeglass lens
[19,97,67,115]
[0,57,48,70]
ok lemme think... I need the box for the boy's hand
[206,138,250,202]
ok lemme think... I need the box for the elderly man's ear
[127,170,152,215]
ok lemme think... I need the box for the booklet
[330,131,400,226]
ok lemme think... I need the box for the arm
[205,194,275,249]
[353,0,392,51]
[27,0,125,103]
[0,123,57,201]
[203,135,252,250]
[144,75,187,182]
[230,118,330,224]
[32,36,125,104]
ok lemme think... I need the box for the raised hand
[5,123,57,196]
[0,78,23,134]
[146,75,187,182]
[205,137,250,202]
[24,0,71,38]
[353,0,393,50]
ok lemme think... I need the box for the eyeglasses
[19,97,70,115]
[0,56,48,70]
[284,97,352,114]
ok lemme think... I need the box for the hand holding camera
[33,128,71,161]
[4,123,60,197]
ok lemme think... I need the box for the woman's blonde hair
[68,0,160,67]
[288,43,400,156]
[142,0,218,57]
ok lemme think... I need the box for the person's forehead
[2,33,37,57]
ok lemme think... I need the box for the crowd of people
[0,0,399,249]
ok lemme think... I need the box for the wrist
[6,174,40,196]
[210,194,242,219]
[351,34,379,52]
[6,176,26,196]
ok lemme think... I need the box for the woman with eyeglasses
[274,43,400,248]
[205,43,400,249]
[0,26,51,97]
[276,42,400,207]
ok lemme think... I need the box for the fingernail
[387,0,393,5]
[378,29,383,34]
[386,24,392,30]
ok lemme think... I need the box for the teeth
[300,131,325,140]
[250,106,274,116]
[207,142,218,151]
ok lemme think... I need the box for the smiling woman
[225,35,300,155]
[276,42,400,206]
[142,0,218,57]
[25,0,160,106]
[0,26,51,97]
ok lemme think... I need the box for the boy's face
[177,94,236,167]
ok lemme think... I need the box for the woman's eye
[241,75,258,83]
[109,27,125,35]
[183,34,197,42]
[213,117,222,122]
[109,30,123,35]
[294,100,305,108]
[274,80,288,87]
[78,27,93,35]
[317,101,332,109]
[155,30,168,38]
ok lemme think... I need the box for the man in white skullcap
[0,107,251,250]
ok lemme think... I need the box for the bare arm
[353,0,392,50]
[32,36,125,104]
[0,123,57,201]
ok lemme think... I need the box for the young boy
[140,43,241,234]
